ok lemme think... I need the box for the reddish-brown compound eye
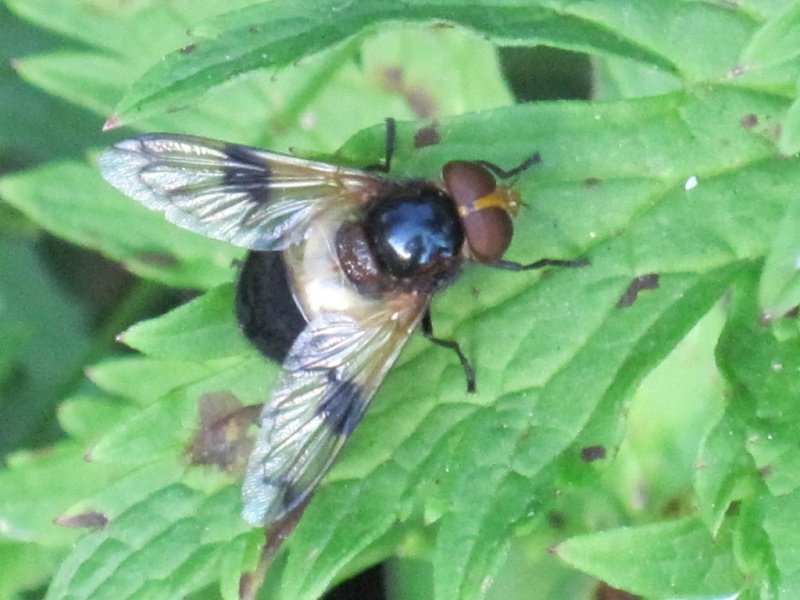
[442,160,516,265]
[461,206,513,264]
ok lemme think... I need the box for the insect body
[99,125,574,526]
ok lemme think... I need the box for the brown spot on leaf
[662,497,684,517]
[188,392,261,473]
[134,251,179,268]
[406,87,436,118]
[616,273,659,308]
[381,67,404,91]
[740,113,758,129]
[179,43,196,55]
[594,582,642,600]
[581,445,607,462]
[54,510,109,530]
[414,124,441,148]
[379,66,436,118]
[547,511,566,530]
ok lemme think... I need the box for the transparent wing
[242,298,428,526]
[98,133,381,251]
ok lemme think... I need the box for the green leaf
[275,466,409,600]
[555,517,742,598]
[85,393,192,468]
[108,0,678,127]
[759,195,800,320]
[264,84,795,598]
[0,236,90,454]
[13,52,131,118]
[707,267,800,593]
[0,542,56,600]
[9,0,800,598]
[6,0,259,57]
[87,358,213,405]
[45,464,259,600]
[58,396,140,442]
[778,73,800,155]
[695,401,755,535]
[762,489,800,599]
[0,441,118,547]
[0,398,134,596]
[717,271,800,492]
[37,336,273,600]
[740,2,800,70]
[0,3,108,165]
[54,86,795,599]
[119,285,252,360]
[87,364,273,470]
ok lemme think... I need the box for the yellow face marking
[457,187,521,218]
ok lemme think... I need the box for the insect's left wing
[98,134,382,251]
[242,296,429,526]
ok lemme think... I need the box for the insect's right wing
[242,295,429,527]
[98,134,382,251]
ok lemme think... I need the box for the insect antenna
[475,151,541,180]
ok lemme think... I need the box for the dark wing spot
[581,445,607,462]
[616,273,659,308]
[222,143,272,205]
[317,369,365,436]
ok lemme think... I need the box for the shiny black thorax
[337,181,466,297]
[235,182,468,362]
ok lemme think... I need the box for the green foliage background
[3,1,800,599]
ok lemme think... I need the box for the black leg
[422,310,476,393]
[475,152,541,180]
[364,118,397,173]
[490,257,590,271]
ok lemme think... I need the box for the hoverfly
[99,120,584,526]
